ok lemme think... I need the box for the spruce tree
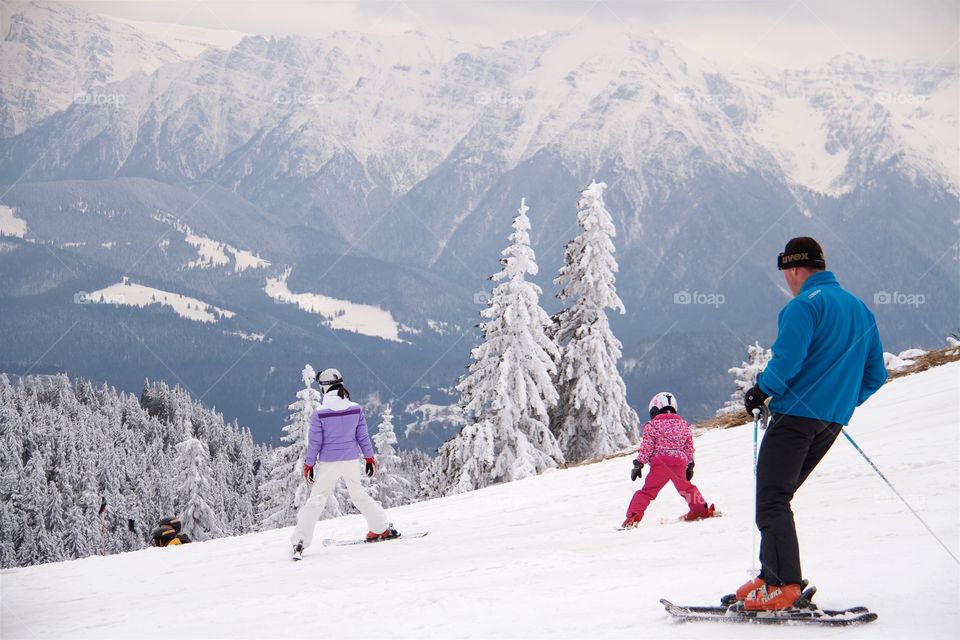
[424,198,563,496]
[258,365,322,530]
[717,341,772,416]
[174,437,224,541]
[552,180,639,462]
[368,406,413,507]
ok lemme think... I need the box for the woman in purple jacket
[291,368,397,559]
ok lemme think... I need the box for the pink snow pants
[625,455,709,520]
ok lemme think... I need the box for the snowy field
[82,279,236,323]
[2,362,958,639]
[264,269,402,342]
[0,205,27,238]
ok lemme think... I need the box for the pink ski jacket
[635,413,695,465]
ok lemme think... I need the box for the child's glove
[365,457,377,477]
[686,462,695,481]
[303,464,315,484]
[631,460,643,482]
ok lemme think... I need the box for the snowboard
[321,531,429,547]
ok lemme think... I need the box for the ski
[321,531,429,547]
[658,511,724,524]
[673,585,872,616]
[682,602,870,616]
[617,512,723,530]
[661,589,877,626]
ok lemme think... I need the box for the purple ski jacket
[303,392,375,465]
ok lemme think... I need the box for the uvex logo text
[781,252,810,265]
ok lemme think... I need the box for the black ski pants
[756,413,842,586]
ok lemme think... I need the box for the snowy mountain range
[3,360,957,637]
[0,1,247,137]
[0,0,957,444]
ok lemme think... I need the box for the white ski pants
[291,459,389,549]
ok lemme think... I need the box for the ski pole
[751,408,760,575]
[752,408,760,477]
[841,428,959,565]
[99,496,108,556]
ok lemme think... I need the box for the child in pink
[622,392,716,527]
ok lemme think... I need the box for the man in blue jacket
[735,237,887,611]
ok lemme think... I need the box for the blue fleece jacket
[758,271,887,425]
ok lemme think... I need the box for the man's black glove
[686,462,695,481]
[631,460,643,482]
[744,383,769,414]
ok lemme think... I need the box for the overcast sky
[61,0,959,68]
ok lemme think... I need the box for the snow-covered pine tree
[552,180,640,463]
[424,198,563,496]
[174,437,224,541]
[716,341,772,416]
[0,374,267,568]
[368,406,413,508]
[257,365,322,531]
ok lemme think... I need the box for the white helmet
[315,368,344,393]
[648,392,678,419]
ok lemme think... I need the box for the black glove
[744,383,769,414]
[364,457,377,478]
[631,460,643,482]
[686,462,694,481]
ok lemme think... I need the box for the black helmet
[150,525,178,547]
[158,516,182,533]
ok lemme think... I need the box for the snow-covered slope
[0,204,27,237]
[265,268,404,341]
[82,278,235,323]
[3,362,957,639]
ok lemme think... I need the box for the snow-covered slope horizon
[4,361,957,639]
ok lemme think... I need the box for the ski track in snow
[2,363,958,639]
